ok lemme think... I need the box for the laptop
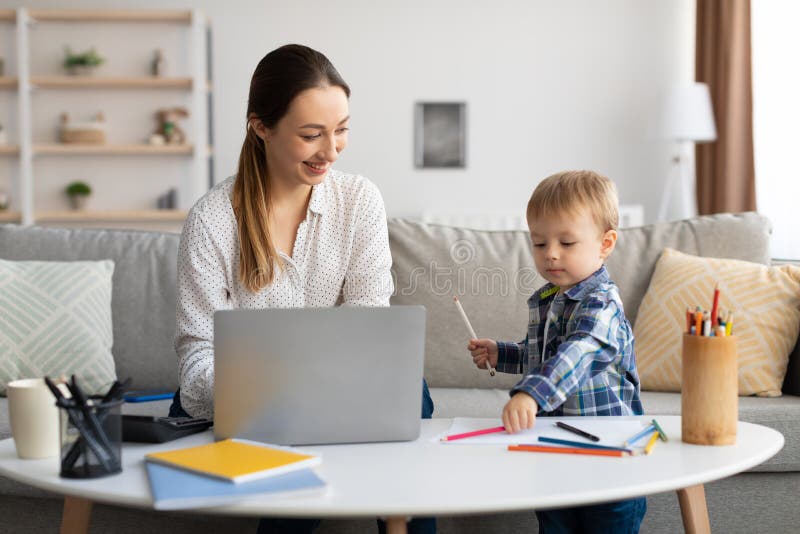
[213,306,426,446]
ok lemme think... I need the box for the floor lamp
[656,83,717,222]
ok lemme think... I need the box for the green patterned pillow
[0,259,116,396]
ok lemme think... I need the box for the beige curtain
[695,0,756,215]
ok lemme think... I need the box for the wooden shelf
[35,209,187,223]
[34,144,194,156]
[0,77,17,89]
[28,10,192,23]
[0,145,19,155]
[0,10,15,22]
[31,76,193,89]
[0,211,21,223]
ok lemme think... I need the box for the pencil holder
[59,397,123,478]
[681,334,738,445]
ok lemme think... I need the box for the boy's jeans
[169,379,436,534]
[536,496,647,534]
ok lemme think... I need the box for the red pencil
[508,444,629,457]
[441,425,506,442]
[710,284,720,327]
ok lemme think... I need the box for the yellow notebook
[145,439,321,484]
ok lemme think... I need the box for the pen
[538,437,633,453]
[509,445,628,457]
[555,421,600,442]
[67,376,116,471]
[441,425,506,442]
[454,296,496,376]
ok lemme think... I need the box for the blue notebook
[146,461,327,510]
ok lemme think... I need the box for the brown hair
[526,170,619,233]
[232,44,350,292]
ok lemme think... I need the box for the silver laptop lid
[213,306,426,446]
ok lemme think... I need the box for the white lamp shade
[658,83,717,142]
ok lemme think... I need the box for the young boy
[468,170,646,533]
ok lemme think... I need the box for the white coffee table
[0,416,784,534]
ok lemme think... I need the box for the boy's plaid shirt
[496,265,643,416]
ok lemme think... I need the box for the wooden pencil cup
[681,334,738,445]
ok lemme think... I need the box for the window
[752,2,800,260]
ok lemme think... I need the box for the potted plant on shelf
[65,181,92,210]
[63,47,104,76]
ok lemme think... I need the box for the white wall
[1,0,695,222]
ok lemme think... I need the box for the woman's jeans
[169,379,437,534]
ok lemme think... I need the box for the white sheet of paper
[437,417,651,448]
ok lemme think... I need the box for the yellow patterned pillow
[634,248,800,397]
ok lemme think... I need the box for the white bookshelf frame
[3,8,211,227]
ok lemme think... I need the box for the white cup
[7,378,60,459]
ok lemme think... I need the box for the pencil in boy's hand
[454,296,496,376]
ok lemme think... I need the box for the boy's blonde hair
[526,170,619,233]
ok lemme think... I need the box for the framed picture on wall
[414,102,466,168]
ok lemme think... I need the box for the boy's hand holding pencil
[467,338,498,373]
[454,296,496,376]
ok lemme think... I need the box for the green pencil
[651,418,668,442]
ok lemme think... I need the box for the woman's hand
[502,392,538,434]
[468,338,498,371]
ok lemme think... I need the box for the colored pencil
[622,424,657,447]
[644,430,660,455]
[509,445,628,457]
[441,425,506,442]
[710,284,720,327]
[538,437,633,453]
[555,421,600,442]
[454,296,496,376]
[651,419,669,442]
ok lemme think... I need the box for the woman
[170,44,434,533]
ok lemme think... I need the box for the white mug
[7,378,60,459]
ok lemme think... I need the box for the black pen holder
[59,397,123,479]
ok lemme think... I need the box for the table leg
[60,496,93,534]
[385,516,408,534]
[676,484,711,534]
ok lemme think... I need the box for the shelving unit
[27,10,193,23]
[34,144,195,156]
[0,8,211,230]
[31,76,193,89]
[34,209,187,222]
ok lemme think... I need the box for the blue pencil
[622,424,657,447]
[537,436,634,453]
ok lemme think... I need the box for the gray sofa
[0,212,798,533]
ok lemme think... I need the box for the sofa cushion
[0,259,116,395]
[389,213,773,390]
[0,225,180,391]
[604,212,772,325]
[634,248,800,397]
